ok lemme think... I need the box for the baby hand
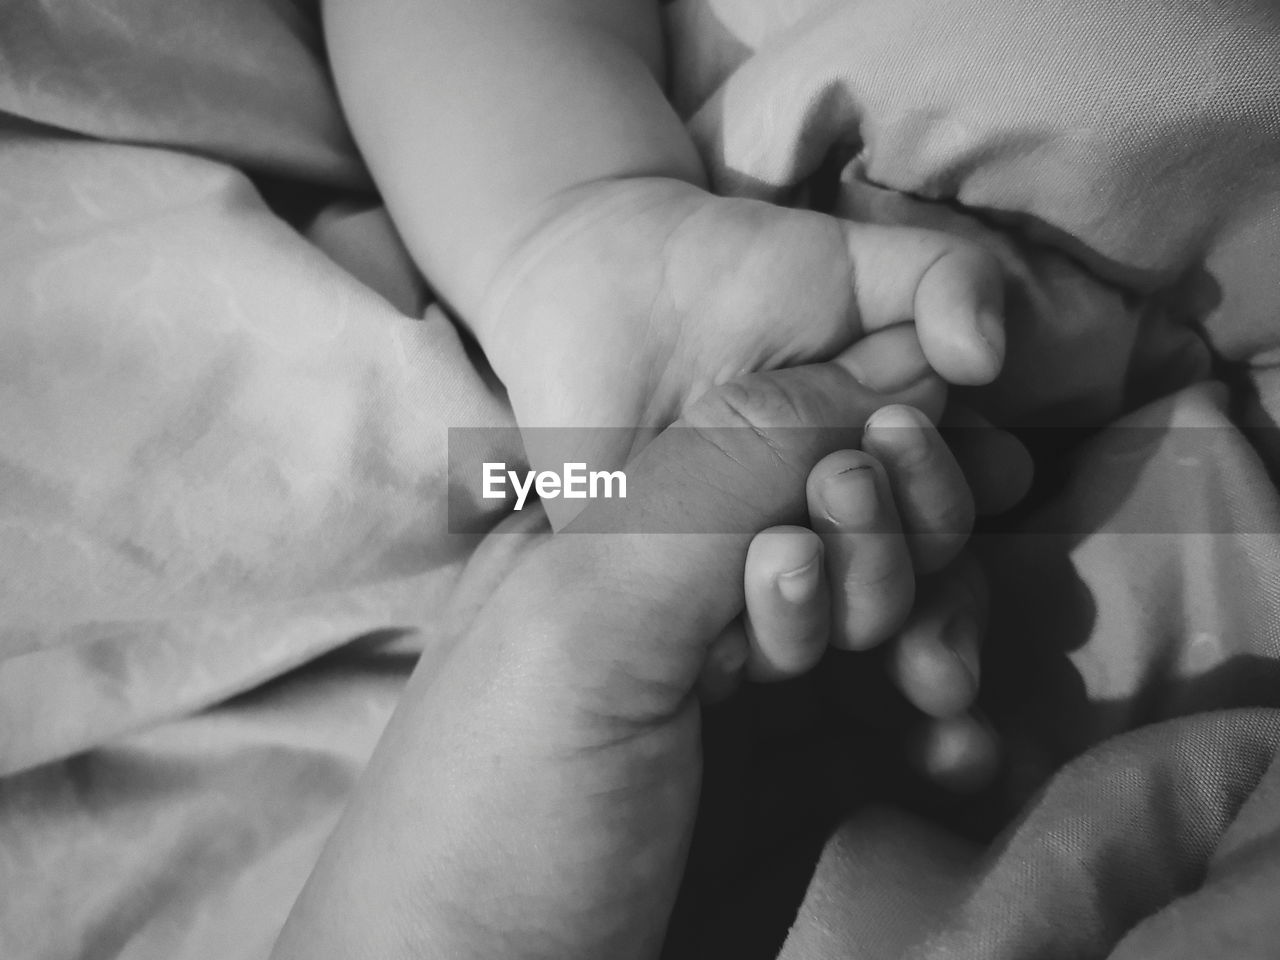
[474,177,1007,525]
[700,402,1031,791]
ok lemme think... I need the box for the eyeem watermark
[483,462,627,511]
[449,425,1266,534]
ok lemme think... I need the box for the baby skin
[691,379,1004,789]
[274,332,1013,960]
[321,1,1020,781]
[322,0,1008,511]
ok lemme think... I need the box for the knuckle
[655,377,824,522]
[686,375,809,434]
[682,375,819,480]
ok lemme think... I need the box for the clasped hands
[274,323,1029,960]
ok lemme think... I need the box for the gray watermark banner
[447,425,1278,534]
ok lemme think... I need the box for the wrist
[272,551,683,960]
[469,176,710,390]
[472,174,703,337]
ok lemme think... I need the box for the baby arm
[324,0,1010,515]
[321,0,700,326]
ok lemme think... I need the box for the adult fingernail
[777,554,821,604]
[945,612,981,689]
[819,465,878,526]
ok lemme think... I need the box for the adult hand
[272,326,1002,960]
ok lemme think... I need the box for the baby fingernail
[864,405,924,449]
[777,554,821,604]
[820,465,878,526]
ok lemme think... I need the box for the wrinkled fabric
[1,0,1280,959]
[674,0,1280,353]
[0,0,364,185]
[0,129,525,774]
[667,1,1280,957]
[1,5,523,955]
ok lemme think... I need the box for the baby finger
[742,525,831,682]
[886,555,988,719]
[862,404,974,574]
[807,450,914,650]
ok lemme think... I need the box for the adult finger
[886,554,988,719]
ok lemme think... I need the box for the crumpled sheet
[1,0,1279,957]
[669,1,1280,956]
